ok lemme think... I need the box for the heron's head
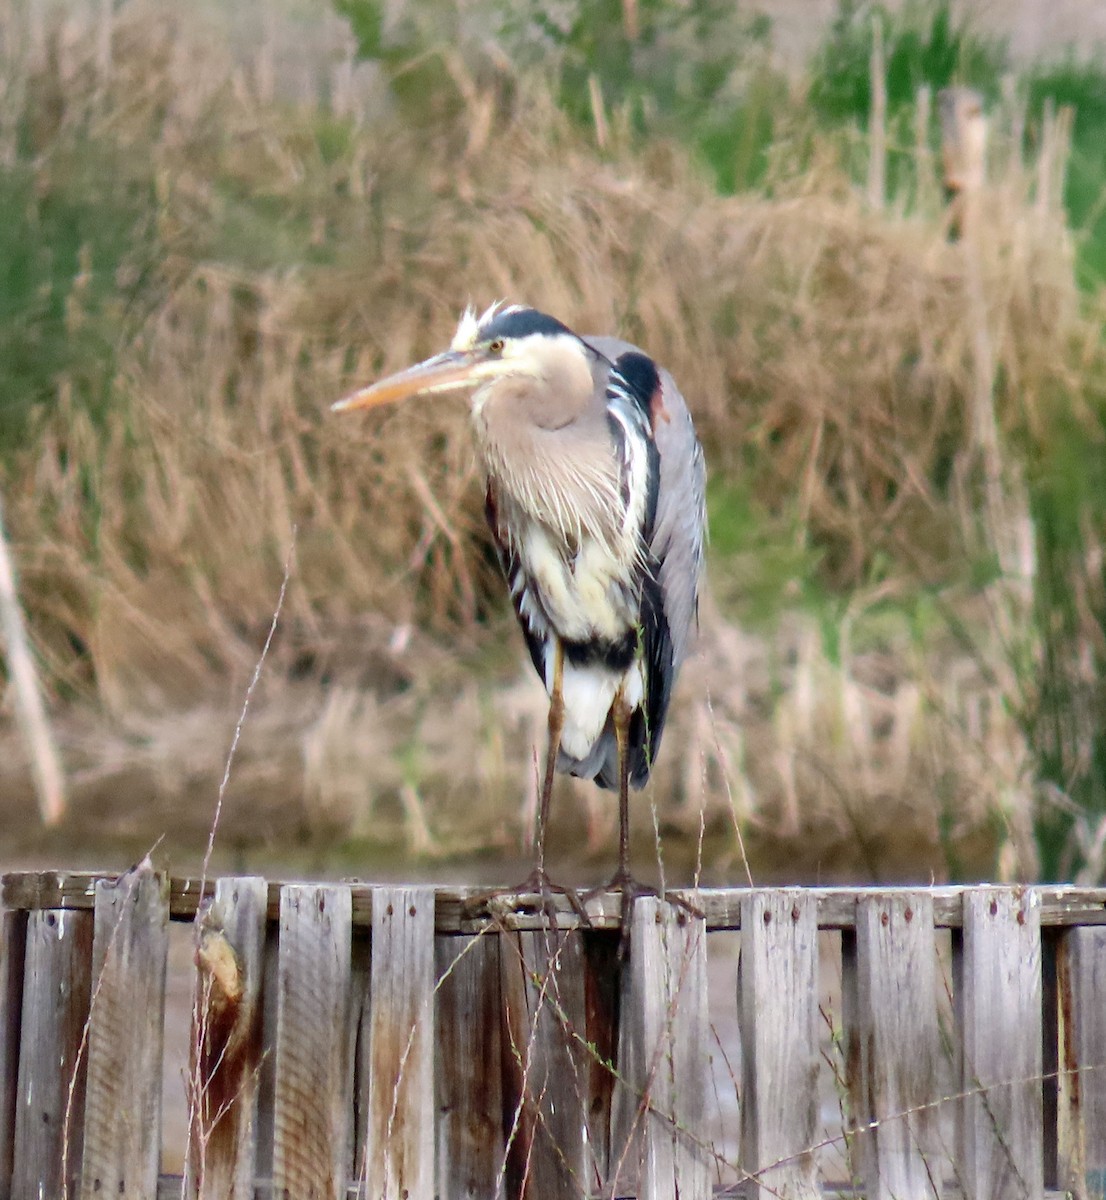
[332,304,592,417]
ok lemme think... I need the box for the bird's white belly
[522,525,635,644]
[560,658,645,760]
[516,525,645,762]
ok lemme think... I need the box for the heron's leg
[536,640,565,875]
[460,643,589,927]
[588,691,702,942]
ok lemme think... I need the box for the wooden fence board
[435,931,502,1200]
[363,886,435,1200]
[253,920,280,1188]
[187,876,268,1200]
[582,930,621,1187]
[80,865,169,1199]
[1043,928,1061,1190]
[271,884,352,1200]
[0,875,1103,1198]
[1058,926,1106,1199]
[739,890,820,1200]
[958,888,1043,1200]
[626,899,710,1200]
[11,873,1106,933]
[847,892,942,1200]
[500,924,589,1199]
[348,927,371,1184]
[10,908,93,1200]
[0,908,27,1200]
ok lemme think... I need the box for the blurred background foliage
[1,0,1106,886]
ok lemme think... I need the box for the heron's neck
[473,381,621,545]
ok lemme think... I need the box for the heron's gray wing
[583,336,707,671]
[485,482,549,683]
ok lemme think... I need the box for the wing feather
[583,336,707,672]
[485,484,548,681]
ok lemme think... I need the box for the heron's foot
[584,870,704,949]
[462,868,592,929]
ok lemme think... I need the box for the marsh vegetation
[2,0,1105,885]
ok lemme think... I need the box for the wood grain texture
[187,876,268,1200]
[625,899,710,1200]
[271,884,352,1200]
[4,876,1106,1198]
[348,927,371,1185]
[957,888,1043,1200]
[1057,927,1106,1199]
[0,908,27,1200]
[253,920,281,1187]
[80,865,170,1199]
[847,892,942,1200]
[434,931,502,1200]
[739,890,820,1199]
[363,886,435,1200]
[1042,928,1061,1190]
[10,908,93,1200]
[500,925,589,1199]
[149,1172,1080,1199]
[582,930,621,1187]
[11,872,1106,932]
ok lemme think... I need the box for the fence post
[624,899,710,1200]
[500,924,589,1199]
[271,884,352,1200]
[10,908,94,1200]
[739,889,820,1199]
[363,885,436,1200]
[846,892,942,1200]
[0,907,27,1200]
[958,887,1043,1200]
[1058,926,1106,1198]
[79,864,169,1199]
[435,930,502,1200]
[187,876,268,1199]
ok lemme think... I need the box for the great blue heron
[334,304,706,916]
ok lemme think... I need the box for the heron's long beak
[332,351,480,413]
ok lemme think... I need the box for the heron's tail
[559,708,661,790]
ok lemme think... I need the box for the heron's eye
[488,338,505,354]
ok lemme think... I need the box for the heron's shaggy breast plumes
[471,337,645,637]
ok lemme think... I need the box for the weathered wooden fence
[0,870,1104,1199]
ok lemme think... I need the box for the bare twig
[0,491,66,824]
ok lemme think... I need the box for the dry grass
[2,0,1104,879]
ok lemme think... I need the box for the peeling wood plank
[1056,927,1106,1198]
[0,908,27,1200]
[80,865,170,1199]
[435,931,502,1200]
[958,888,1043,1200]
[625,899,710,1200]
[739,890,820,1200]
[271,884,352,1200]
[500,924,589,1199]
[848,892,942,1200]
[187,876,268,1200]
[11,908,94,1200]
[363,886,435,1200]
